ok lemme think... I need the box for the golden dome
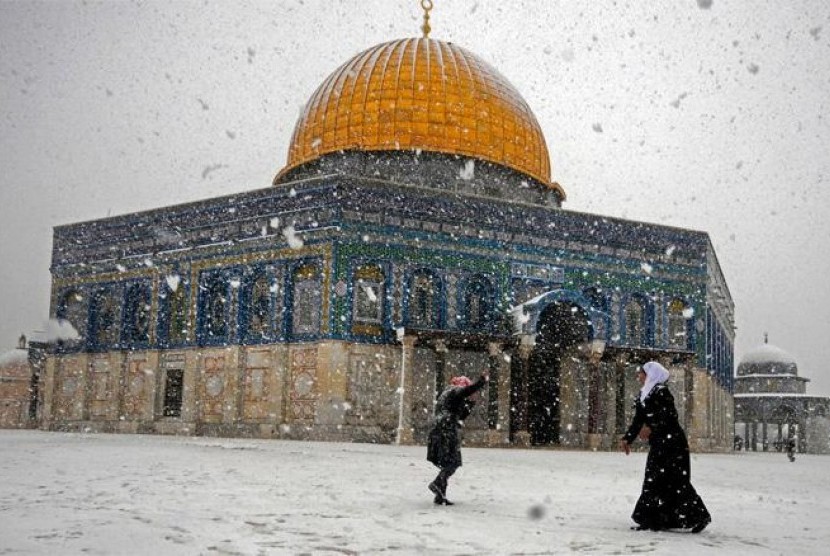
[277,38,564,198]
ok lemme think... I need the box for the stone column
[181,349,199,426]
[751,421,758,451]
[116,352,128,424]
[487,341,510,445]
[512,340,533,446]
[558,349,581,447]
[275,344,290,429]
[585,346,605,450]
[235,345,246,425]
[433,340,448,402]
[614,354,631,436]
[396,335,418,445]
[798,419,807,453]
[222,346,241,425]
[762,421,768,451]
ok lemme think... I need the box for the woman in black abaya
[619,361,711,533]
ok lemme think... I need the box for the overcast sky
[1,0,828,395]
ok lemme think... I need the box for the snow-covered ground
[1,430,826,555]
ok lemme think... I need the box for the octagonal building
[734,337,830,453]
[36,35,735,451]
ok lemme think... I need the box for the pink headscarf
[639,361,670,403]
[450,376,472,388]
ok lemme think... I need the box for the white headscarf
[639,361,671,403]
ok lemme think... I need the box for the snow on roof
[513,290,553,309]
[739,343,796,366]
[29,319,80,343]
[733,393,823,399]
[735,373,805,380]
[0,349,28,366]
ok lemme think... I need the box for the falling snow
[282,224,303,249]
[362,284,377,302]
[459,159,475,180]
[165,275,180,292]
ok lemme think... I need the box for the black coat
[623,383,711,529]
[426,376,487,469]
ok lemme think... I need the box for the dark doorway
[162,369,184,417]
[527,301,590,445]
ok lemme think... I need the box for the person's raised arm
[457,373,489,399]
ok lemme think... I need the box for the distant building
[734,336,830,454]
[29,28,734,450]
[0,336,43,428]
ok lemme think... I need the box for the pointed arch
[197,269,231,345]
[623,293,653,346]
[56,288,87,348]
[241,268,273,343]
[460,274,495,331]
[90,286,119,349]
[123,282,151,347]
[159,274,189,347]
[667,297,691,349]
[290,260,323,337]
[352,263,386,337]
[406,268,443,329]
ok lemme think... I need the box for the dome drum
[275,150,564,207]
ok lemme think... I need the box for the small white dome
[740,343,796,366]
[737,341,798,376]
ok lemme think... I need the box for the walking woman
[427,373,488,505]
[619,361,711,532]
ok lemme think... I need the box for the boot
[428,482,445,505]
[428,482,455,505]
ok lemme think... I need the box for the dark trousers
[433,465,458,495]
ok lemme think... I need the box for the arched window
[408,270,441,329]
[90,287,118,349]
[667,298,689,349]
[462,276,493,330]
[352,264,385,336]
[57,289,87,344]
[624,296,646,346]
[243,271,272,341]
[291,262,322,336]
[583,287,609,340]
[165,279,188,345]
[199,271,229,344]
[123,283,151,346]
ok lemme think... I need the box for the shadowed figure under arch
[527,301,591,445]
